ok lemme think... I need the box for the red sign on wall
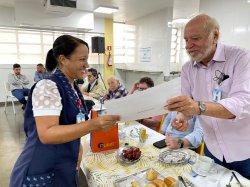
[107,46,112,51]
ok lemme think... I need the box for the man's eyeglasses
[138,87,148,91]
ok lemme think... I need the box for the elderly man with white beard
[166,14,250,179]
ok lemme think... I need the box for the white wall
[129,8,173,75]
[92,17,105,33]
[0,6,15,26]
[200,0,250,49]
[115,68,164,93]
[173,0,200,19]
[115,8,173,90]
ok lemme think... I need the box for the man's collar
[212,43,225,62]
[90,79,98,87]
[192,43,225,66]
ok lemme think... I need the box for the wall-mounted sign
[140,47,151,63]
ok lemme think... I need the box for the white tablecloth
[80,121,250,187]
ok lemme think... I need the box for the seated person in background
[82,68,105,100]
[102,76,128,101]
[162,111,203,149]
[129,76,154,94]
[76,69,88,89]
[130,77,162,131]
[8,63,30,109]
[34,63,50,82]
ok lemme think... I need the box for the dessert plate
[159,150,190,164]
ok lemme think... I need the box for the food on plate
[122,146,141,161]
[131,180,141,187]
[163,176,177,187]
[152,179,166,187]
[145,183,157,187]
[146,169,158,181]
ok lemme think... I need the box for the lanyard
[212,83,221,102]
[76,98,85,123]
[77,98,82,113]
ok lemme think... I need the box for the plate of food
[114,168,178,187]
[159,150,190,164]
[117,144,141,165]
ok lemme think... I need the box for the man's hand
[129,81,139,94]
[171,113,189,132]
[165,133,179,149]
[171,112,189,132]
[165,96,200,116]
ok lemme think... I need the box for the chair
[157,113,167,133]
[4,81,16,114]
[195,142,205,155]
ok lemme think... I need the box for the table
[81,121,250,187]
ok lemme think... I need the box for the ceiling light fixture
[94,6,118,14]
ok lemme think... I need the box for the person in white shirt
[8,63,30,109]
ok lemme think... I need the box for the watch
[198,101,206,115]
[178,139,184,148]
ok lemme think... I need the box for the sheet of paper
[104,77,181,122]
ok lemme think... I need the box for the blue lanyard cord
[54,69,87,114]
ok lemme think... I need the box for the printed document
[104,77,181,122]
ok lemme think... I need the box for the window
[113,23,136,64]
[0,28,103,65]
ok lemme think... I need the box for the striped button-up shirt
[181,43,250,162]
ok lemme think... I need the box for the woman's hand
[92,115,120,131]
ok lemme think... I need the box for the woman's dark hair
[46,35,89,72]
[87,68,98,79]
[139,77,154,87]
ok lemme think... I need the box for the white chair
[4,81,16,115]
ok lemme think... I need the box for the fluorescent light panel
[94,6,118,14]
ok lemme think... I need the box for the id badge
[212,88,221,102]
[76,112,85,123]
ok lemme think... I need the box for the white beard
[187,35,214,63]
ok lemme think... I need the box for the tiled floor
[0,104,88,187]
[0,104,25,187]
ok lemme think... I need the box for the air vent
[50,0,76,8]
[44,0,77,15]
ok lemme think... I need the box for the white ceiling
[0,0,173,22]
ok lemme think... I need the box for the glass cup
[139,127,147,143]
[197,156,214,173]
[118,122,126,145]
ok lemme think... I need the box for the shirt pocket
[219,79,231,98]
[22,171,55,187]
